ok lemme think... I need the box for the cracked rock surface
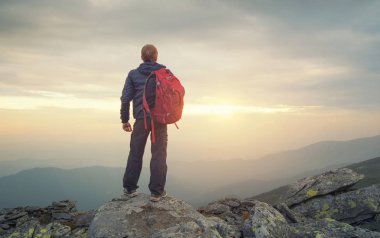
[88,193,237,238]
[292,184,380,224]
[280,168,364,207]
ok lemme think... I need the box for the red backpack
[142,68,184,143]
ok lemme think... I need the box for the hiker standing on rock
[120,44,184,202]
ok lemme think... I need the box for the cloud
[0,0,246,49]
[0,95,116,111]
[0,0,379,110]
[185,104,294,115]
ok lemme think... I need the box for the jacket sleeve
[120,73,135,123]
[145,74,156,109]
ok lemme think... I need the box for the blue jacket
[120,61,166,123]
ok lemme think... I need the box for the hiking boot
[150,191,167,202]
[123,188,138,198]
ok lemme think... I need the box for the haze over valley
[1,135,379,209]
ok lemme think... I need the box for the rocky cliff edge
[1,167,380,238]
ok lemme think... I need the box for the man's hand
[122,122,132,132]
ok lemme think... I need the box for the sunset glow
[0,0,379,165]
[184,104,292,115]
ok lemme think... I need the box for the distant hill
[2,157,380,210]
[253,157,380,205]
[169,135,380,186]
[347,157,380,189]
[170,135,380,202]
[2,135,380,181]
[0,166,125,210]
[243,134,380,180]
[0,166,212,210]
[1,135,380,209]
[0,166,269,209]
[0,159,80,178]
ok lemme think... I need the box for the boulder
[240,200,380,238]
[88,194,234,238]
[281,168,364,207]
[200,198,257,230]
[291,218,380,238]
[242,200,295,238]
[292,184,380,224]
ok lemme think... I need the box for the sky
[1,0,380,166]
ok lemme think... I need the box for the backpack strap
[142,71,157,143]
[142,72,154,129]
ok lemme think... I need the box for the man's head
[141,44,158,62]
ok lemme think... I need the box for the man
[120,44,168,202]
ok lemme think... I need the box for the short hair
[141,44,158,62]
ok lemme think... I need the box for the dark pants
[123,119,168,195]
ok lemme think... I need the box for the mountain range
[1,134,380,210]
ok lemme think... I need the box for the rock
[205,202,231,215]
[201,198,263,232]
[359,214,380,232]
[52,200,75,209]
[150,221,215,238]
[32,224,52,237]
[242,200,295,238]
[16,213,30,227]
[51,200,76,213]
[0,223,10,230]
[221,199,241,208]
[281,168,364,207]
[25,206,42,213]
[274,203,311,223]
[292,184,380,224]
[88,193,226,238]
[291,218,380,238]
[48,222,72,237]
[201,198,254,229]
[4,211,28,220]
[223,211,242,224]
[0,200,88,237]
[241,200,256,207]
[74,212,95,227]
[3,219,39,238]
[206,216,241,237]
[71,227,88,238]
[52,212,73,221]
[239,200,380,238]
